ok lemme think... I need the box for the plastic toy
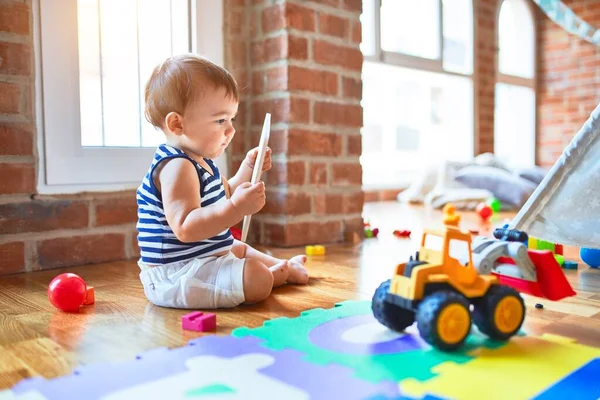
[476,202,493,220]
[372,211,576,351]
[486,197,501,213]
[182,311,217,332]
[47,273,88,312]
[305,245,325,256]
[393,229,411,238]
[83,286,95,305]
[442,203,460,226]
[241,113,271,242]
[580,247,600,268]
[365,227,379,238]
[563,260,578,270]
[230,227,242,240]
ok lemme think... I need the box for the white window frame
[365,0,474,79]
[33,0,226,194]
[360,0,476,190]
[494,0,537,165]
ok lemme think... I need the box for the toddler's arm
[158,158,264,243]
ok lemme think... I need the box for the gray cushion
[515,166,547,185]
[454,165,538,208]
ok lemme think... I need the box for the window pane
[77,0,189,148]
[138,2,189,148]
[494,83,536,168]
[77,0,103,146]
[380,0,441,60]
[360,0,376,57]
[498,0,534,78]
[442,0,473,74]
[100,0,140,147]
[361,61,473,187]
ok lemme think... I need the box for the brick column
[474,0,499,155]
[225,0,365,247]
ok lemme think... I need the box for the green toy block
[554,254,564,266]
[538,239,555,252]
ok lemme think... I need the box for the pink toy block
[182,311,216,332]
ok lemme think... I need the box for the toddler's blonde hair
[144,54,239,129]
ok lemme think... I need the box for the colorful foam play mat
[1,300,599,399]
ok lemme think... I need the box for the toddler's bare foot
[286,255,309,284]
[269,260,289,287]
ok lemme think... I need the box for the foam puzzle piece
[182,311,216,332]
[0,391,46,400]
[399,333,600,400]
[232,300,503,383]
[533,358,600,399]
[10,335,400,400]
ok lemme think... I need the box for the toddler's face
[178,86,238,160]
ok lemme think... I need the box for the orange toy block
[83,286,95,305]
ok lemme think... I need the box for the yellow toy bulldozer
[372,206,575,351]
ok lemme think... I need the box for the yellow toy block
[528,236,539,249]
[305,245,325,256]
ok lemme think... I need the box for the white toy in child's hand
[241,113,271,242]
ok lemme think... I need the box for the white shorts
[138,251,246,309]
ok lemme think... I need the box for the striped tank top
[136,144,234,265]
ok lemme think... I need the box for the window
[360,0,474,189]
[494,0,536,168]
[33,0,226,194]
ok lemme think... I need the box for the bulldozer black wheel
[372,279,415,332]
[473,285,525,341]
[416,291,472,351]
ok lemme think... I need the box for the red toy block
[555,244,563,255]
[393,229,411,238]
[182,311,216,332]
[83,286,95,305]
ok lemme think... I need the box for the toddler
[135,54,309,309]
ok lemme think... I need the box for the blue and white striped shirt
[136,144,234,265]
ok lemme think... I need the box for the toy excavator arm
[471,233,537,281]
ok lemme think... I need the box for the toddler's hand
[230,182,266,216]
[244,147,272,171]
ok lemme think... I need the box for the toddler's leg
[232,240,309,285]
[243,258,285,303]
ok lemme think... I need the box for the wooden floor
[1,202,600,389]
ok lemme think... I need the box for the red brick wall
[0,1,140,275]
[536,0,600,167]
[226,0,365,246]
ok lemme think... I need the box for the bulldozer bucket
[493,250,576,301]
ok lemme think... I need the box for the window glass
[360,0,377,57]
[380,0,441,60]
[442,0,473,74]
[494,83,536,167]
[77,0,189,148]
[361,61,473,187]
[498,0,535,78]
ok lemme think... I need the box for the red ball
[476,203,493,220]
[48,273,87,312]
